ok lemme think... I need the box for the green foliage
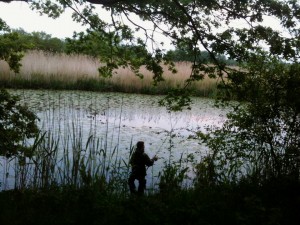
[26,31,65,52]
[0,26,66,73]
[0,28,65,53]
[0,74,217,97]
[65,31,116,58]
[194,154,219,187]
[159,88,192,112]
[65,29,154,81]
[158,163,189,194]
[166,48,237,65]
[0,179,299,225]
[12,29,66,53]
[65,10,174,83]
[30,0,64,19]
[65,30,147,59]
[199,55,300,183]
[0,18,9,31]
[0,25,28,73]
[0,89,39,158]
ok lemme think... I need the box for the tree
[198,54,300,183]
[9,29,66,53]
[29,31,66,52]
[65,30,148,61]
[0,19,29,73]
[0,89,39,158]
[165,48,236,65]
[0,20,39,160]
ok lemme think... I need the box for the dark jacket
[129,151,154,177]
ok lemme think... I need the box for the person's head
[136,141,145,153]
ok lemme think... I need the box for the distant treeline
[10,29,66,53]
[3,29,236,65]
[165,48,238,65]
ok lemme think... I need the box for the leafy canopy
[0,89,39,158]
[0,19,30,73]
[198,55,300,183]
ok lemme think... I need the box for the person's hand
[152,155,158,161]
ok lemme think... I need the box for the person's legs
[137,177,146,195]
[128,174,136,194]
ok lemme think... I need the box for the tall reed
[0,89,197,195]
[0,91,134,195]
[0,51,218,97]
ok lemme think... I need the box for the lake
[1,89,228,190]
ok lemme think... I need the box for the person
[128,141,158,195]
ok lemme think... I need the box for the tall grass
[0,89,198,195]
[0,91,133,195]
[0,51,218,96]
[0,51,100,81]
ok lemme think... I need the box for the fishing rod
[153,134,169,157]
[152,111,181,159]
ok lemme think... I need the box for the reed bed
[0,51,218,96]
[0,51,100,81]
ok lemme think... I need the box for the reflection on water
[1,89,229,190]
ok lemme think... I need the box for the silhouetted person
[128,141,158,195]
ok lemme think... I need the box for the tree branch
[0,0,125,5]
[83,0,125,5]
[0,0,27,2]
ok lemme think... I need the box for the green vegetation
[165,48,237,66]
[1,179,299,225]
[0,89,39,158]
[0,70,298,224]
[0,20,27,73]
[0,1,300,224]
[13,29,66,53]
[197,55,300,183]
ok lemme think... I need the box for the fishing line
[152,110,180,158]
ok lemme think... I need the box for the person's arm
[144,154,158,167]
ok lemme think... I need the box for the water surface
[1,89,229,190]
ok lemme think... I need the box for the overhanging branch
[85,0,124,5]
[0,0,125,5]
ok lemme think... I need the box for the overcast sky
[0,2,91,38]
[1,1,284,52]
[0,1,172,51]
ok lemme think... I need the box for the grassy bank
[0,178,299,225]
[0,51,218,97]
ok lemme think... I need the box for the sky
[0,2,91,39]
[0,1,172,50]
[0,1,284,50]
